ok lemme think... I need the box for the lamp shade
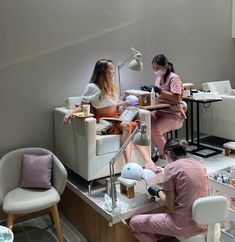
[133,122,150,146]
[117,47,143,97]
[128,59,143,71]
[133,132,150,146]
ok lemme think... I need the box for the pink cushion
[20,154,53,189]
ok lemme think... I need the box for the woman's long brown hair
[90,59,118,100]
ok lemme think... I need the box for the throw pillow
[20,154,53,189]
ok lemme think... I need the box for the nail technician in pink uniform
[150,54,186,159]
[129,139,208,242]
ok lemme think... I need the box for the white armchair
[201,80,235,140]
[54,97,151,183]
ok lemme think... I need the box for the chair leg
[49,205,64,242]
[7,214,19,230]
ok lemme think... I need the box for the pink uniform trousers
[129,213,178,242]
[151,111,184,156]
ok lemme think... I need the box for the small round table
[0,226,14,242]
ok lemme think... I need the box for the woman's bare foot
[144,159,163,173]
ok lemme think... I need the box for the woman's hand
[63,111,73,126]
[125,95,139,106]
[63,106,82,126]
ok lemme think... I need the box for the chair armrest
[54,106,97,180]
[73,117,97,173]
[52,155,68,195]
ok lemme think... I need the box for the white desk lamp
[117,47,143,97]
[109,121,150,210]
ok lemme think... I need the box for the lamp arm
[116,47,142,97]
[109,125,139,210]
[117,54,135,96]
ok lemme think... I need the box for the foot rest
[223,142,235,156]
[118,177,136,199]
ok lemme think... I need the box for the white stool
[177,196,228,242]
[223,141,235,156]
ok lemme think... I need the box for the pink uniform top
[163,158,208,237]
[155,72,186,119]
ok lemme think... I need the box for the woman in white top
[63,59,161,172]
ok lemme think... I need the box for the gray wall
[0,0,235,157]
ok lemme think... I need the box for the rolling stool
[177,196,228,242]
[167,121,184,139]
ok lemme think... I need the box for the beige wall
[0,0,235,157]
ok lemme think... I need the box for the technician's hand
[147,186,164,198]
[153,86,162,94]
[141,85,152,92]
[141,85,162,94]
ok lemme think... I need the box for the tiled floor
[190,149,235,174]
[3,150,235,242]
[5,214,87,242]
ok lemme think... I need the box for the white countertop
[67,171,163,226]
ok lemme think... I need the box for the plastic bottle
[151,87,156,106]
